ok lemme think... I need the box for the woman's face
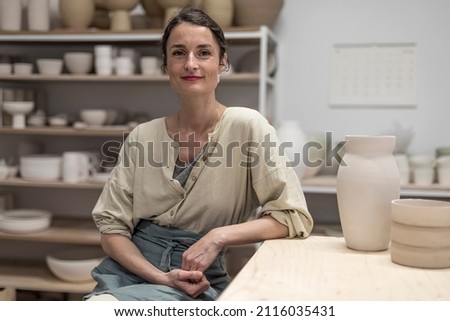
[165,22,225,98]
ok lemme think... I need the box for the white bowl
[20,154,62,181]
[37,59,63,75]
[46,247,106,283]
[64,52,93,75]
[3,101,34,115]
[0,209,52,233]
[80,109,108,126]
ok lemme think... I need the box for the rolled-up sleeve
[249,115,314,238]
[92,128,139,238]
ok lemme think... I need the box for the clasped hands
[166,231,222,298]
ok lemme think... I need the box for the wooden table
[219,236,450,300]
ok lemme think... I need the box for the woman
[85,7,313,301]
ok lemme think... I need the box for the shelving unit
[0,26,278,299]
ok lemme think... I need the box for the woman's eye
[198,50,212,57]
[171,50,185,57]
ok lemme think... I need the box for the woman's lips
[181,75,203,81]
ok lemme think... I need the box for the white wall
[274,0,450,154]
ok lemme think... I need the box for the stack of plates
[0,209,52,233]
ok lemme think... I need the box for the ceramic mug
[62,151,96,183]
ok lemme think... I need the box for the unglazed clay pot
[59,0,95,29]
[156,0,193,26]
[336,135,400,251]
[104,0,139,31]
[234,0,284,27]
[201,0,233,28]
[140,0,164,28]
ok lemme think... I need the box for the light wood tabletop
[218,236,450,300]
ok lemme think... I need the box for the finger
[178,270,203,282]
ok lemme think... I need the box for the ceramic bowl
[64,52,94,75]
[2,101,34,115]
[36,59,63,75]
[20,154,62,181]
[0,209,52,233]
[391,199,450,228]
[46,246,106,282]
[80,109,108,126]
[390,241,450,269]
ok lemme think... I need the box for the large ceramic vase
[336,135,400,251]
[276,120,307,180]
[59,0,95,29]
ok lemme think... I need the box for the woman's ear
[219,53,229,74]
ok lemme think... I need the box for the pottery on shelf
[28,0,50,31]
[59,0,95,29]
[201,0,233,28]
[1,0,22,31]
[139,0,164,28]
[336,135,400,251]
[104,0,139,31]
[156,0,193,26]
[234,0,284,27]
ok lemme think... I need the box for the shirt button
[192,175,197,181]
[202,156,207,162]
[180,194,184,199]
[170,210,174,216]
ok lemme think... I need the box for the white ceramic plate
[0,209,52,233]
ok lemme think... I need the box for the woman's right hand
[166,269,210,298]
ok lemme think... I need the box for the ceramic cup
[140,56,160,75]
[0,63,12,75]
[62,151,96,183]
[13,63,33,75]
[412,167,435,185]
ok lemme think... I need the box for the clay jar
[336,135,400,251]
[59,0,95,29]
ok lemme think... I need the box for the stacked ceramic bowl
[390,199,450,268]
[0,209,52,233]
[20,154,62,181]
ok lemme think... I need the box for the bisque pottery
[201,0,233,28]
[28,0,50,31]
[104,0,139,31]
[59,0,95,29]
[336,135,400,251]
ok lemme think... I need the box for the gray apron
[84,221,230,301]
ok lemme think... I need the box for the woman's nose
[184,53,198,71]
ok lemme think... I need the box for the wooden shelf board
[0,260,96,294]
[0,217,100,245]
[0,177,104,189]
[0,72,260,83]
[0,126,128,137]
[301,175,450,198]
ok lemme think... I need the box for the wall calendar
[329,43,417,107]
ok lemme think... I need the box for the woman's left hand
[182,230,223,272]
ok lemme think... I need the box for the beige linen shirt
[92,107,313,239]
